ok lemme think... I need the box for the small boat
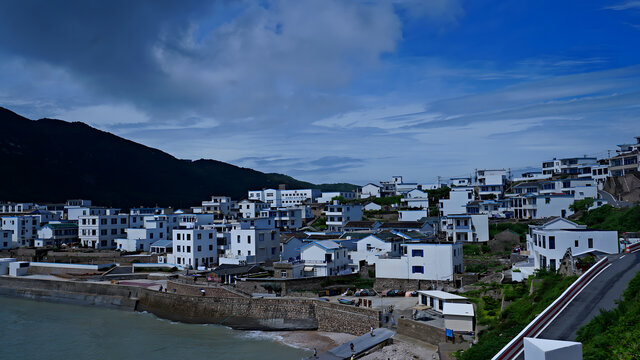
[338,298,355,305]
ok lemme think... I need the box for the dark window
[412,266,424,273]
[411,249,424,257]
[549,236,555,249]
[575,240,579,247]
[588,238,593,248]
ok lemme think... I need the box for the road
[598,189,633,208]
[537,251,640,341]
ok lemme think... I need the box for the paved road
[538,251,640,341]
[316,328,395,360]
[598,189,633,208]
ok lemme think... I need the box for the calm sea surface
[0,296,310,360]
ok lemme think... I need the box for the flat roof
[417,290,467,300]
[443,303,474,317]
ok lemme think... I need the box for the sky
[1,0,640,185]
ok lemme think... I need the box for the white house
[350,232,405,269]
[525,218,618,270]
[450,177,472,187]
[248,189,321,207]
[363,202,382,211]
[316,191,357,203]
[280,234,308,261]
[376,242,463,281]
[324,201,363,232]
[78,211,129,249]
[360,183,382,198]
[238,200,269,219]
[66,206,112,221]
[443,302,475,333]
[259,208,303,230]
[417,290,468,313]
[116,217,168,252]
[475,169,507,200]
[1,215,40,247]
[300,240,351,277]
[398,210,429,222]
[172,226,217,269]
[442,214,489,242]
[439,187,474,217]
[223,217,280,264]
[36,222,78,247]
[200,196,232,219]
[512,171,552,182]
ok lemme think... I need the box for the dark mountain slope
[0,107,356,208]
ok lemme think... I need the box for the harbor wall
[0,276,379,335]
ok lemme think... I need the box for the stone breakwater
[0,276,379,335]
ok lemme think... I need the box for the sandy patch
[274,330,357,353]
[360,339,439,360]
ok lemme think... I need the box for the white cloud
[604,1,640,10]
[56,104,150,126]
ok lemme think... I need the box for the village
[1,135,639,359]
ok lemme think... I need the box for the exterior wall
[172,228,217,269]
[324,203,363,232]
[528,229,618,270]
[0,229,12,249]
[300,242,350,276]
[439,188,473,217]
[444,315,474,332]
[259,208,303,230]
[402,198,429,210]
[398,210,428,222]
[78,214,130,249]
[397,318,447,346]
[375,243,462,281]
[363,202,382,211]
[360,184,381,198]
[248,189,321,207]
[316,191,357,203]
[280,237,305,261]
[1,215,40,247]
[350,235,400,268]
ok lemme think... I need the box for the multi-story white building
[508,178,599,219]
[360,183,382,198]
[259,208,303,230]
[1,215,40,247]
[512,171,552,182]
[398,210,429,222]
[116,217,168,252]
[199,196,233,219]
[375,241,463,281]
[465,200,502,218]
[541,157,598,177]
[66,206,113,221]
[299,240,351,277]
[590,164,611,188]
[36,222,78,247]
[222,217,280,264]
[439,187,474,217]
[450,177,472,187]
[172,227,217,269]
[248,189,321,207]
[237,199,269,218]
[316,191,357,203]
[0,203,37,213]
[525,218,618,270]
[78,211,129,249]
[350,232,404,269]
[324,201,363,232]
[608,138,640,176]
[475,169,507,200]
[442,214,489,242]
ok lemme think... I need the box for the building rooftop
[443,302,474,317]
[378,221,425,229]
[417,290,467,300]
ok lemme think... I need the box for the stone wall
[397,318,447,346]
[314,301,379,335]
[27,265,103,276]
[0,276,141,309]
[235,273,360,295]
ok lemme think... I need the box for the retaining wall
[397,318,447,346]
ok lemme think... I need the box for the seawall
[0,276,379,335]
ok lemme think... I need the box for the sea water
[0,296,310,360]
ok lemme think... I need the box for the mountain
[0,107,357,209]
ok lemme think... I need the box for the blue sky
[1,0,639,185]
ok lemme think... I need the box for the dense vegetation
[489,222,531,242]
[577,204,640,233]
[311,216,327,230]
[577,271,640,359]
[457,271,577,360]
[0,107,356,209]
[569,198,595,212]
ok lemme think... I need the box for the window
[545,198,551,204]
[186,246,191,252]
[101,229,107,236]
[366,244,372,251]
[177,233,181,240]
[248,250,251,256]
[197,245,201,251]
[548,236,555,249]
[575,240,579,247]
[588,238,593,248]
[186,234,191,241]
[197,233,202,240]
[412,249,424,257]
[247,235,251,244]
[412,266,424,274]
[281,270,287,277]
[121,218,127,224]
[237,235,241,243]
[209,245,213,251]
[176,245,181,252]
[104,219,110,225]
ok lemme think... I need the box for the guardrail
[626,242,640,253]
[492,257,610,360]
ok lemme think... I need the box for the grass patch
[576,204,640,233]
[311,216,327,230]
[456,270,577,360]
[577,270,640,359]
[489,222,531,242]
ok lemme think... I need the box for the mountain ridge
[0,107,357,209]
